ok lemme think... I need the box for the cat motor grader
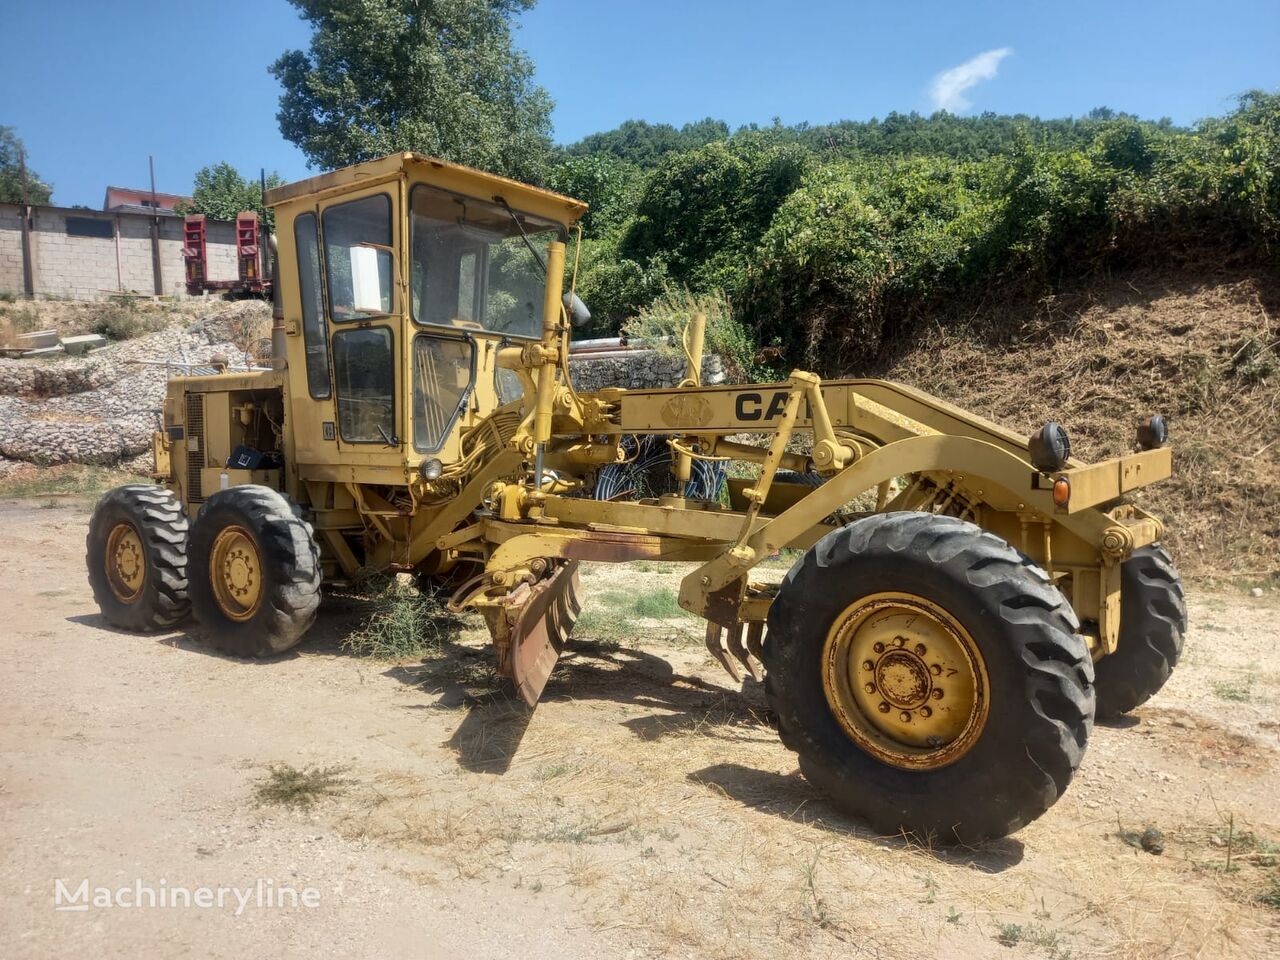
[86,152,1185,843]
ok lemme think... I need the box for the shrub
[343,574,461,659]
[90,302,167,341]
[623,285,766,382]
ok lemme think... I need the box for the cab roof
[264,152,588,226]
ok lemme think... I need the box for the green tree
[271,0,552,181]
[182,162,283,229]
[0,127,52,205]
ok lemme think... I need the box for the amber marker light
[1052,476,1071,507]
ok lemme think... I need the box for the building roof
[103,186,192,213]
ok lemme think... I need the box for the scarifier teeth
[743,622,766,681]
[725,623,764,682]
[705,622,742,682]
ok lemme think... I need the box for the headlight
[1136,415,1168,450]
[1029,422,1071,473]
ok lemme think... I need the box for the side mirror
[563,292,591,327]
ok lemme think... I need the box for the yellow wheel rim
[822,591,989,771]
[210,525,263,622]
[105,522,146,603]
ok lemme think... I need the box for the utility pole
[17,146,35,297]
[149,155,163,296]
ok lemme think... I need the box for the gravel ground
[2,502,1277,959]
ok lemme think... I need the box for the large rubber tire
[764,512,1094,844]
[86,484,190,631]
[188,486,321,658]
[1093,545,1187,719]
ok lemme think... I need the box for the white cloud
[929,47,1013,113]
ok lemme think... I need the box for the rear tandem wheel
[187,485,322,658]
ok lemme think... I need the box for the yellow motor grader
[86,153,1185,843]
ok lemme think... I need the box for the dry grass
[877,267,1280,582]
[271,572,1280,958]
[0,462,145,500]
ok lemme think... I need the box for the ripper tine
[704,621,742,682]
[742,622,766,681]
[725,623,762,682]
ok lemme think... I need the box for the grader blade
[508,561,582,707]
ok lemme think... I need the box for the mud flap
[505,560,582,706]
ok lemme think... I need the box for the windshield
[409,185,562,339]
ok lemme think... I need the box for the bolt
[864,683,875,694]
[893,636,905,647]
[920,706,933,718]
[931,688,944,700]
[914,643,927,656]
[877,701,890,713]
[862,660,874,671]
[899,711,911,723]
[930,664,942,676]
[872,642,885,654]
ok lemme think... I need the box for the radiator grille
[185,393,205,503]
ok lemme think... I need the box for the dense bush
[554,93,1280,370]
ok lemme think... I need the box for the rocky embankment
[0,302,725,477]
[0,303,268,473]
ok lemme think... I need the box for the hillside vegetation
[549,98,1279,581]
[550,94,1280,374]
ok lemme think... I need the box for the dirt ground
[2,498,1279,959]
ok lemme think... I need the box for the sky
[1,0,1277,208]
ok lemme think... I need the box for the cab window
[294,213,331,398]
[332,327,395,443]
[413,335,474,451]
[322,194,394,322]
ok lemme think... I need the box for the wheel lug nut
[873,642,884,653]
[930,664,942,676]
[862,660,874,671]
[877,701,890,713]
[920,706,932,718]
[899,711,911,723]
[914,643,927,656]
[931,689,944,700]
[864,683,875,694]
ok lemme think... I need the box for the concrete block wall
[31,209,120,299]
[0,203,245,300]
[0,206,27,293]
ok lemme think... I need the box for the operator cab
[265,153,586,471]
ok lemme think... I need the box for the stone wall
[568,349,726,391]
[0,203,241,300]
[0,303,266,467]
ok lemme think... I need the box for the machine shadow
[384,635,773,775]
[689,762,1025,873]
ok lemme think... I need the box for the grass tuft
[1211,678,1254,702]
[573,586,697,642]
[342,574,462,660]
[254,764,349,809]
[993,921,1072,957]
[1259,874,1280,910]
